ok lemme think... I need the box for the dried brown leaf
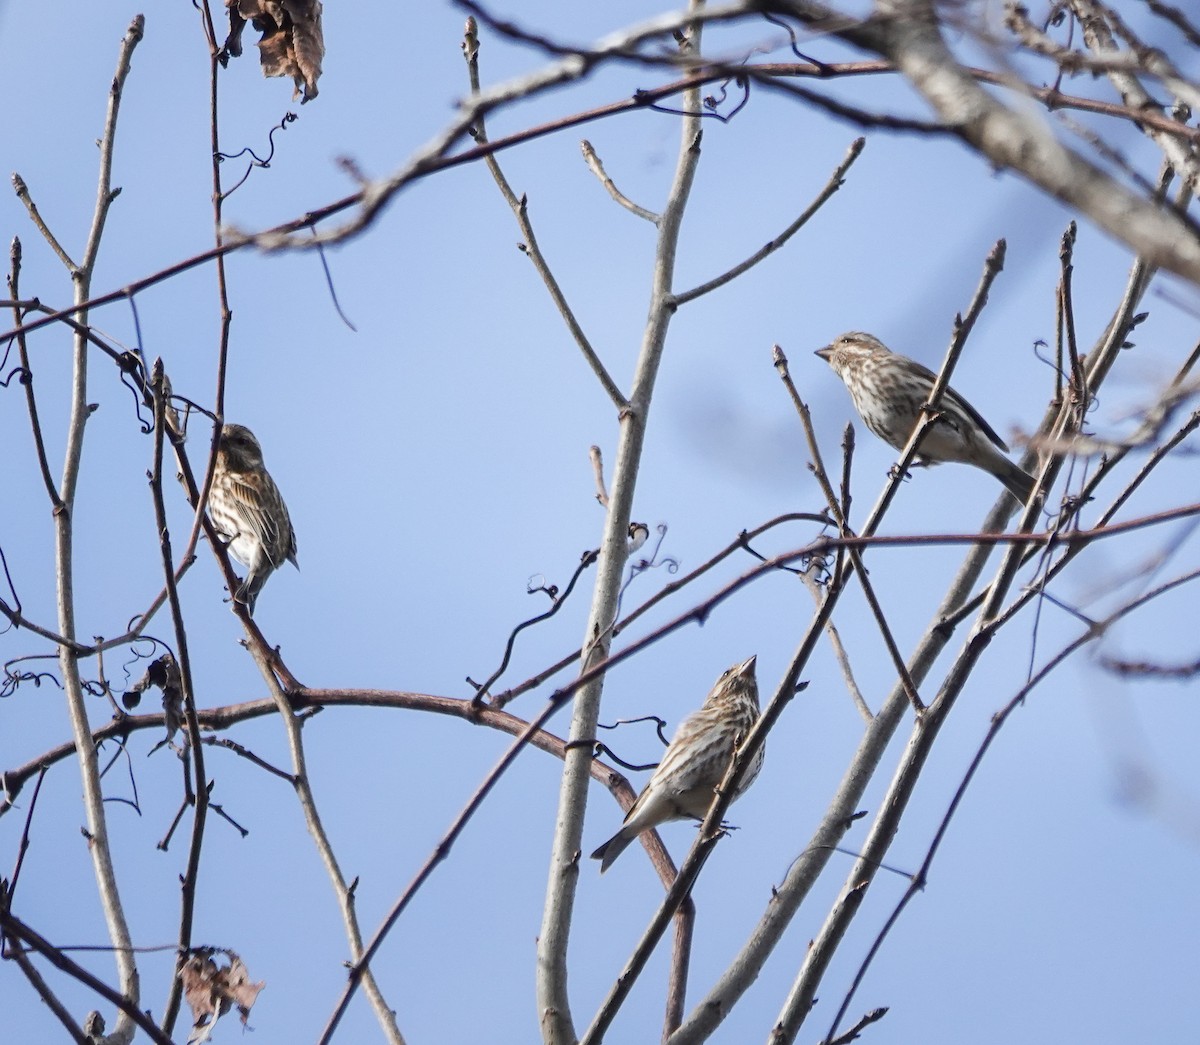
[283,0,323,102]
[182,953,222,1044]
[123,653,184,745]
[223,955,266,1014]
[226,0,324,102]
[181,948,265,1044]
[220,0,247,63]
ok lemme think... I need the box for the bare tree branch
[581,140,661,224]
[769,0,1200,284]
[463,17,628,411]
[537,8,709,1040]
[28,19,147,1043]
[673,135,866,305]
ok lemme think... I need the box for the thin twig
[312,230,358,331]
[463,16,627,411]
[674,136,866,306]
[589,444,610,506]
[7,241,62,509]
[148,360,211,1034]
[822,562,1200,1040]
[6,766,48,911]
[819,1006,889,1045]
[43,20,145,1042]
[581,140,660,224]
[0,905,175,1045]
[4,936,90,1044]
[200,736,294,781]
[783,246,1147,1045]
[798,563,872,721]
[4,45,1200,349]
[587,241,1015,1034]
[1059,222,1088,427]
[10,174,77,271]
[1145,0,1200,47]
[469,549,600,704]
[775,343,926,712]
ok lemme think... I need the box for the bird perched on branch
[815,331,1036,504]
[591,655,763,873]
[208,423,298,615]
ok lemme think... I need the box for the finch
[816,331,1036,504]
[591,655,763,873]
[208,423,298,615]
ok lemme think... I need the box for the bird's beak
[814,346,833,362]
[739,655,757,676]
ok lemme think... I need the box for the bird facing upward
[591,655,763,873]
[208,423,298,615]
[816,331,1036,504]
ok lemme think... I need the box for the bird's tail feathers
[590,829,636,873]
[235,572,265,616]
[993,459,1037,505]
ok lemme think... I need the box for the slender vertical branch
[197,0,233,427]
[149,362,210,1037]
[662,905,694,1042]
[537,8,707,1042]
[173,0,236,584]
[262,657,406,1045]
[799,562,873,722]
[462,17,627,411]
[161,11,237,1028]
[7,238,62,510]
[42,19,145,1043]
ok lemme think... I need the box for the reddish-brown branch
[6,498,1200,813]
[2,53,1195,348]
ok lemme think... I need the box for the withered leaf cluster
[123,652,184,744]
[222,0,324,103]
[181,948,265,1045]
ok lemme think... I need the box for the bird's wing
[943,384,1008,451]
[225,472,295,568]
[906,356,1009,452]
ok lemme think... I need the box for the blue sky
[1,2,1198,1043]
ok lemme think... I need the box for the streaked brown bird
[816,332,1036,504]
[208,423,298,615]
[591,655,763,873]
